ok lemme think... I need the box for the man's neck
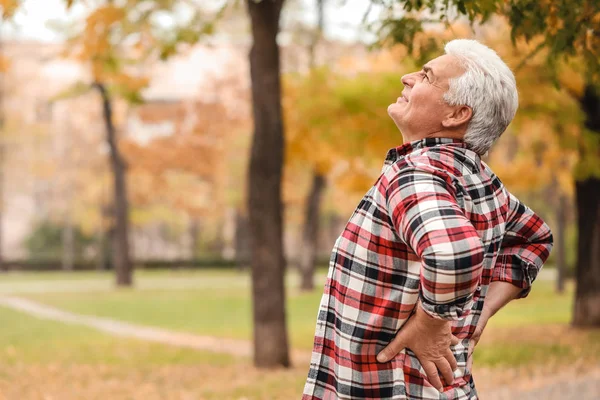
[402,131,465,144]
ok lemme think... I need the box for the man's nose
[401,72,417,87]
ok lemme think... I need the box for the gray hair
[443,39,518,155]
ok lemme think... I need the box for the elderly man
[302,39,553,400]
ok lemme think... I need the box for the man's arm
[386,165,485,320]
[492,190,554,298]
[377,165,484,390]
[465,191,553,370]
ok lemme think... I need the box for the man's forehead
[424,54,464,77]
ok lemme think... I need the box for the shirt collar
[382,137,468,171]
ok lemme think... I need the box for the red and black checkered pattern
[302,137,553,400]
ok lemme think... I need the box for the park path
[2,295,599,399]
[484,367,600,400]
[0,295,311,363]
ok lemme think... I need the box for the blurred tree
[0,1,18,19]
[374,0,600,326]
[285,68,400,286]
[0,0,17,271]
[0,31,5,272]
[297,0,326,292]
[122,87,248,260]
[25,220,94,263]
[245,0,290,368]
[57,0,216,286]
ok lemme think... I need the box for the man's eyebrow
[423,65,435,77]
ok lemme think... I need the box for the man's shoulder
[405,145,484,178]
[385,150,452,181]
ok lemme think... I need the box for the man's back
[302,137,553,400]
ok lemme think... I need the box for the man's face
[388,54,466,137]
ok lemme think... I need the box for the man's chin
[387,105,404,122]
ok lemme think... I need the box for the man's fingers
[436,358,455,388]
[445,348,458,371]
[422,361,444,392]
[467,339,475,357]
[466,339,475,372]
[376,336,405,363]
[451,335,460,346]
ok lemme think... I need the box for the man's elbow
[420,238,485,320]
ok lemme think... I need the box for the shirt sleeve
[493,190,554,298]
[386,166,485,321]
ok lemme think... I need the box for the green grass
[13,271,569,350]
[0,306,236,367]
[475,342,572,367]
[0,306,308,400]
[4,270,600,369]
[1,270,599,399]
[4,268,324,350]
[488,280,574,327]
[20,285,323,350]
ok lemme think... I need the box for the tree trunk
[234,209,251,270]
[573,178,600,326]
[0,140,4,272]
[555,193,567,293]
[97,202,110,271]
[299,172,326,291]
[0,35,5,273]
[62,214,74,271]
[246,0,290,368]
[573,84,600,326]
[308,0,325,68]
[189,217,201,260]
[96,224,105,271]
[94,83,132,286]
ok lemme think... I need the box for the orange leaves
[0,0,19,19]
[0,55,10,73]
[111,73,149,93]
[119,97,240,218]
[65,4,132,87]
[283,55,408,204]
[122,135,217,180]
[546,2,564,36]
[66,4,152,101]
[76,5,125,67]
[122,135,217,217]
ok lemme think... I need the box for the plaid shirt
[302,137,553,400]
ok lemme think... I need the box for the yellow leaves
[546,3,564,36]
[574,128,600,181]
[87,4,125,29]
[0,0,19,19]
[335,159,375,195]
[80,5,125,59]
[558,65,585,99]
[0,55,10,73]
[67,5,126,82]
[489,118,578,198]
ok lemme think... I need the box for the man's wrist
[416,300,450,327]
[483,281,523,319]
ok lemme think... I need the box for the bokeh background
[0,1,599,399]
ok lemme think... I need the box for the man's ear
[442,106,472,129]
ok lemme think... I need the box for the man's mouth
[397,93,409,103]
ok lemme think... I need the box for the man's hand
[464,281,522,371]
[466,321,485,372]
[377,302,459,391]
